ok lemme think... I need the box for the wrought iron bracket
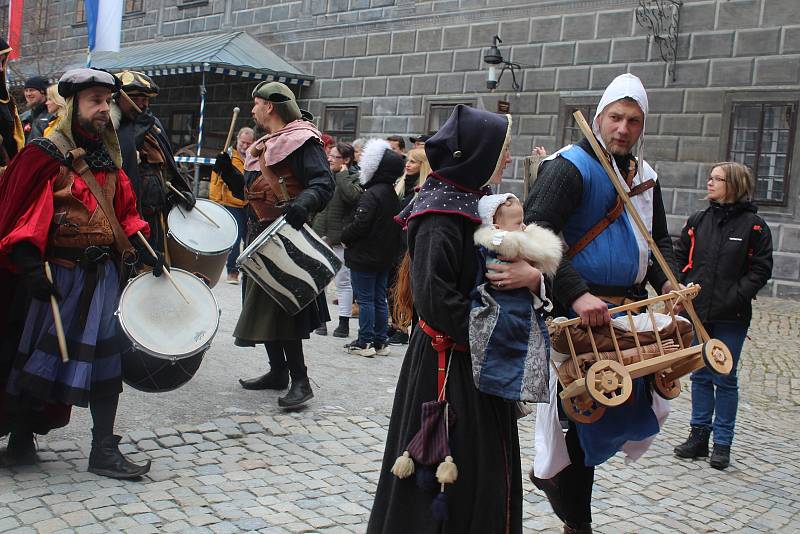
[636,0,682,82]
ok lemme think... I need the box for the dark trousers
[351,270,389,345]
[265,340,307,381]
[224,206,247,274]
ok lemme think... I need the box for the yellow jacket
[209,149,248,208]
[43,115,62,138]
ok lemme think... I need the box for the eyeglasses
[708,175,727,183]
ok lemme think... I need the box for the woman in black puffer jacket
[341,139,404,357]
[673,162,772,470]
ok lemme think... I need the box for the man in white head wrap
[524,74,679,534]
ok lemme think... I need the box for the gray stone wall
[13,0,800,296]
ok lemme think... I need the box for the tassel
[430,489,449,521]
[415,465,438,491]
[435,455,458,484]
[391,451,415,479]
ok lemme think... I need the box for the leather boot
[530,470,568,525]
[88,434,150,479]
[709,443,731,470]
[278,377,314,408]
[2,431,37,467]
[239,368,290,390]
[674,425,711,459]
[332,316,350,338]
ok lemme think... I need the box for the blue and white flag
[86,0,123,53]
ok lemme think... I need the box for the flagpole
[86,48,92,68]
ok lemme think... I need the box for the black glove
[168,188,196,211]
[212,152,245,199]
[132,238,170,278]
[283,202,309,230]
[132,110,157,149]
[10,242,60,302]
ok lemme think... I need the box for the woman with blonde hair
[42,84,66,137]
[673,161,773,470]
[387,147,431,345]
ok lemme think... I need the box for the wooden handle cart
[551,112,735,423]
[550,286,734,423]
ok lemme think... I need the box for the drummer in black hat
[213,81,334,408]
[113,70,195,253]
[0,67,159,478]
[0,39,23,171]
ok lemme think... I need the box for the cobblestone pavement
[1,293,799,533]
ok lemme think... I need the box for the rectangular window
[323,106,358,142]
[727,101,796,204]
[425,101,474,135]
[77,0,142,23]
[170,111,196,149]
[561,104,597,146]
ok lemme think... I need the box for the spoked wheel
[702,338,734,376]
[650,370,682,400]
[561,392,606,424]
[585,360,633,407]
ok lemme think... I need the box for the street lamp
[483,35,521,92]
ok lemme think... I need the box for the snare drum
[117,269,220,392]
[167,198,239,287]
[237,216,341,316]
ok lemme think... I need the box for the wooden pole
[43,262,69,363]
[165,182,220,229]
[572,110,710,342]
[221,107,241,154]
[135,232,191,304]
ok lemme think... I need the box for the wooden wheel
[650,371,681,400]
[585,360,633,407]
[561,392,606,424]
[702,338,733,376]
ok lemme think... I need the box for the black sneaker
[709,443,731,470]
[344,340,375,357]
[373,342,391,356]
[388,331,409,346]
[314,326,328,336]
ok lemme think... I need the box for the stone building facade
[7,0,800,296]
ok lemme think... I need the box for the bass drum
[117,268,220,393]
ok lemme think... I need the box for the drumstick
[166,182,221,229]
[222,107,241,154]
[44,262,69,363]
[135,232,191,304]
[119,89,161,134]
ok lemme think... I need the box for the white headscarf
[592,73,649,164]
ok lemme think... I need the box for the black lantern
[483,35,521,92]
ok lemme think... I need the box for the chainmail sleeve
[523,155,589,310]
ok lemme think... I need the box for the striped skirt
[5,260,123,408]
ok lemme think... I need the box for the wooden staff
[221,107,241,153]
[572,111,710,342]
[43,262,69,363]
[135,232,191,304]
[166,181,220,229]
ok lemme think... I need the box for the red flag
[7,0,24,60]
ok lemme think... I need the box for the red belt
[418,320,467,400]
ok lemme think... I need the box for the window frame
[322,105,359,142]
[424,98,476,135]
[724,99,797,207]
[556,95,601,148]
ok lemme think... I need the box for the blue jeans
[350,270,389,345]
[224,206,247,273]
[690,322,748,446]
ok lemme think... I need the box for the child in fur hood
[468,193,563,403]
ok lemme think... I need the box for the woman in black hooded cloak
[367,105,545,534]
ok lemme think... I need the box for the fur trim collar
[474,223,563,277]
[359,138,390,185]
